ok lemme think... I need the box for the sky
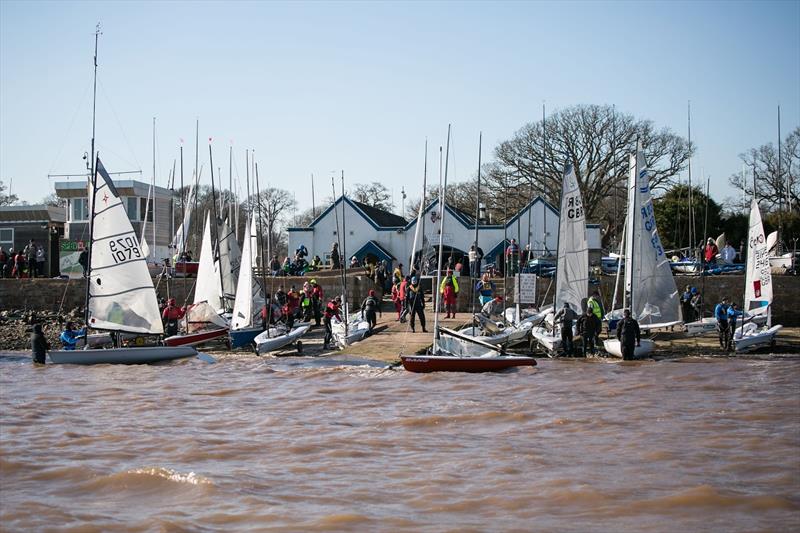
[1,0,798,220]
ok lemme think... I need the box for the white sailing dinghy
[49,159,198,364]
[229,216,267,348]
[531,164,588,355]
[603,146,682,358]
[332,303,371,348]
[733,200,782,352]
[254,323,311,354]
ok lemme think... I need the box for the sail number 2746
[108,236,142,264]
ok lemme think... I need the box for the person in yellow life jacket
[439,270,460,319]
[587,290,604,344]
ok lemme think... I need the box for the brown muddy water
[1,352,798,532]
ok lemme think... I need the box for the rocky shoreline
[1,308,84,351]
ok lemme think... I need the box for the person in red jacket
[391,282,403,320]
[284,285,300,328]
[161,298,186,336]
[322,296,342,349]
[310,279,324,326]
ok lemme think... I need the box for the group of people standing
[0,240,47,278]
[714,297,743,351]
[390,268,428,333]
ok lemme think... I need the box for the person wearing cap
[681,285,694,322]
[161,298,186,337]
[322,296,342,349]
[481,295,504,321]
[361,289,382,332]
[553,302,578,356]
[439,269,460,319]
[407,276,427,333]
[616,308,641,360]
[704,237,719,267]
[60,322,86,351]
[577,307,601,357]
[31,323,50,364]
[714,297,731,350]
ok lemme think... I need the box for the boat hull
[173,261,199,277]
[400,354,537,373]
[255,325,310,354]
[229,327,263,349]
[733,324,782,353]
[163,328,228,347]
[602,338,655,358]
[49,345,198,365]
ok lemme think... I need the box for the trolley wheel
[296,340,303,354]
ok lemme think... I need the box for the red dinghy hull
[400,355,537,373]
[174,261,199,277]
[164,328,228,347]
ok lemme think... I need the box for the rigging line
[96,77,142,171]
[47,76,93,176]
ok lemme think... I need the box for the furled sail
[87,159,164,335]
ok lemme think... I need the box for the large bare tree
[729,126,799,214]
[483,104,692,245]
[351,182,393,212]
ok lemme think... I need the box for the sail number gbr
[108,236,142,264]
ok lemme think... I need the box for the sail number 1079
[108,236,142,264]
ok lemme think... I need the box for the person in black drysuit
[360,289,381,332]
[553,302,578,356]
[407,277,427,333]
[577,307,601,357]
[616,308,641,360]
[31,323,49,364]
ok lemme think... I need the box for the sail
[218,218,241,302]
[171,182,195,257]
[193,212,223,312]
[626,146,681,328]
[87,159,163,335]
[744,199,772,318]
[140,236,151,259]
[554,164,588,313]
[231,217,264,330]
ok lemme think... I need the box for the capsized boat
[48,158,198,365]
[603,145,682,357]
[733,200,782,353]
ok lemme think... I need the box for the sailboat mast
[777,104,782,251]
[687,101,694,257]
[542,102,547,257]
[84,23,101,332]
[311,174,316,219]
[254,161,270,331]
[180,144,186,299]
[229,146,233,225]
[472,132,481,316]
[331,177,344,321]
[432,125,451,351]
[208,142,226,310]
[341,171,349,333]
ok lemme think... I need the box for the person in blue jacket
[725,302,743,351]
[60,322,86,350]
[714,298,730,350]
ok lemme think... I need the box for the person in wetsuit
[31,323,49,364]
[360,289,381,332]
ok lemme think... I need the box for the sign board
[59,239,85,279]
[514,273,538,304]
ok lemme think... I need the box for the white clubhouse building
[288,196,601,271]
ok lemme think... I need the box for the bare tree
[0,180,18,206]
[351,182,393,211]
[249,187,297,260]
[40,192,66,208]
[405,181,479,220]
[729,127,800,214]
[483,104,692,245]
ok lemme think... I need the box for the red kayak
[400,354,537,373]
[164,327,228,347]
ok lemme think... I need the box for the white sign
[514,273,537,304]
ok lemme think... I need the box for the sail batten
[87,159,164,335]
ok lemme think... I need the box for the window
[70,198,88,221]
[140,198,153,222]
[124,197,138,221]
[0,228,13,251]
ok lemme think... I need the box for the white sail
[193,212,223,312]
[554,164,588,313]
[231,216,264,330]
[140,236,151,259]
[744,199,772,319]
[172,182,195,257]
[218,218,241,302]
[87,159,164,335]
[624,146,681,328]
